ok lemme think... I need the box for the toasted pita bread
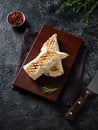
[41,34,69,77]
[23,50,68,80]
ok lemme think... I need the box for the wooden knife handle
[65,88,93,120]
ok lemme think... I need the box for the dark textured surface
[0,0,98,130]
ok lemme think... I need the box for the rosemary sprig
[41,86,58,93]
[61,0,98,23]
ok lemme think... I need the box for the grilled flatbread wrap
[23,50,68,80]
[41,34,69,77]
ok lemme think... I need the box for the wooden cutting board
[13,24,83,102]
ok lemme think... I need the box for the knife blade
[65,70,98,120]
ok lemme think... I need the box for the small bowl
[7,11,25,27]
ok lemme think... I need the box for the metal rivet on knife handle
[65,89,93,120]
[65,70,98,120]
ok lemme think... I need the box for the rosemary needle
[61,0,98,23]
[41,86,58,93]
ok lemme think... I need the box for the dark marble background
[0,0,98,130]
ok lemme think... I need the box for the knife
[65,70,98,120]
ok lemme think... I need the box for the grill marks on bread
[23,50,67,80]
[23,34,69,80]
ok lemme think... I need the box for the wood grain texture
[13,24,83,102]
